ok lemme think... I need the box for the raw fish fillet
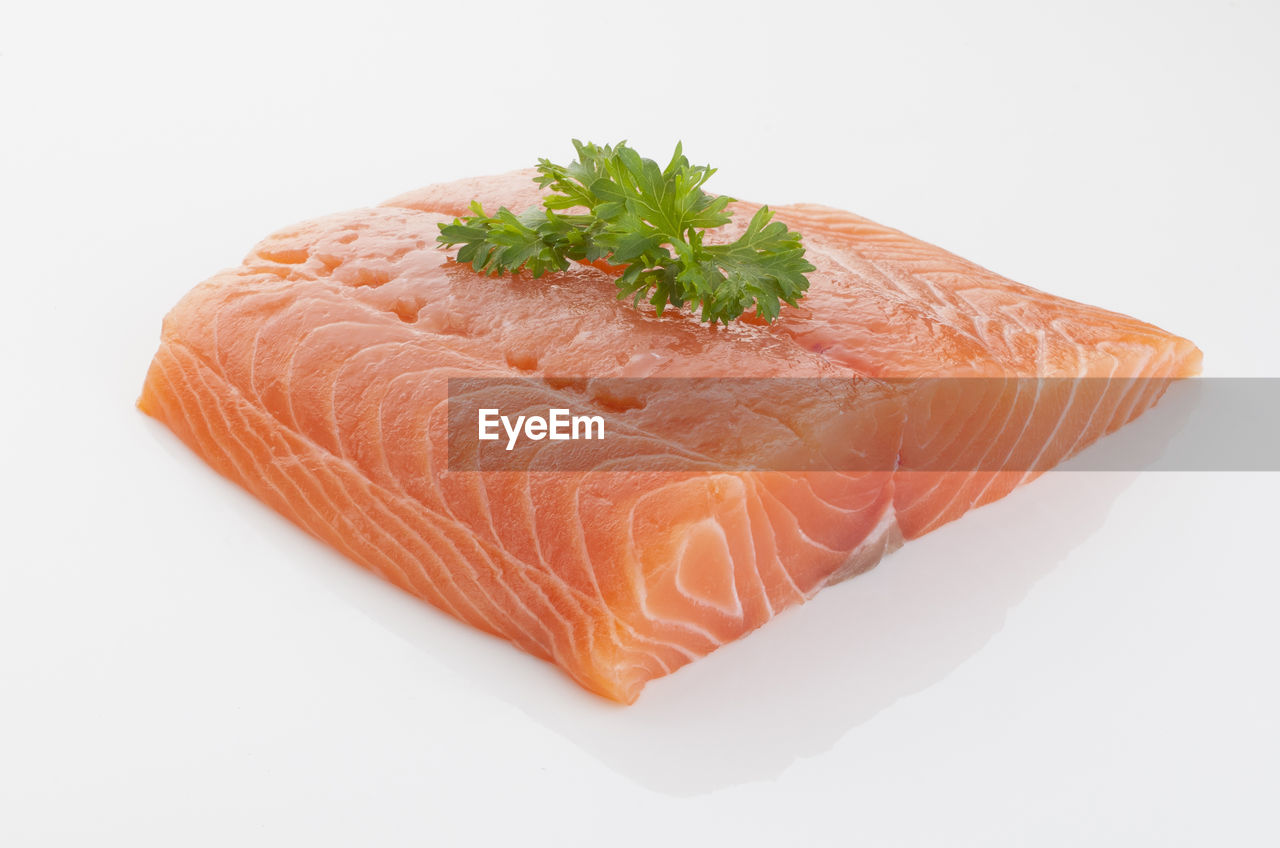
[139,171,1200,702]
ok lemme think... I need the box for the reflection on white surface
[327,388,1201,794]
[341,469,1139,795]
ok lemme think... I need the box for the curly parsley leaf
[435,140,814,325]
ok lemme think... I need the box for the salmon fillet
[139,171,1201,702]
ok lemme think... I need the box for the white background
[3,1,1278,844]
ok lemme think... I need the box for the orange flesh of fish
[139,171,1201,702]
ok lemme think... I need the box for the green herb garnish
[435,140,814,325]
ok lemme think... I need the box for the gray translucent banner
[445,377,1280,472]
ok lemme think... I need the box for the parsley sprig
[436,141,814,324]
